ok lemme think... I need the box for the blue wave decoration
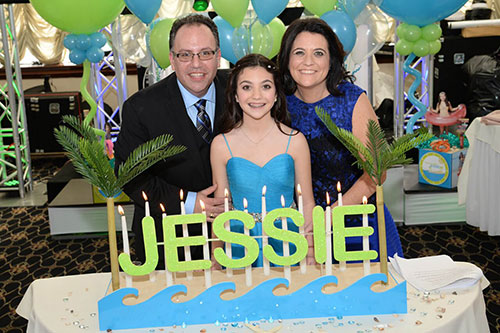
[404,53,428,134]
[98,273,407,330]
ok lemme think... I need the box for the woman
[277,18,403,260]
[210,54,315,267]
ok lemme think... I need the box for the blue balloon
[379,0,468,27]
[125,0,162,24]
[213,16,239,65]
[86,47,104,63]
[338,0,370,20]
[63,34,77,50]
[320,10,357,54]
[75,34,92,50]
[90,32,107,48]
[251,0,288,25]
[69,49,86,65]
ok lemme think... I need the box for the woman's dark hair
[220,53,290,134]
[277,17,352,96]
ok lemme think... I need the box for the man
[114,14,227,264]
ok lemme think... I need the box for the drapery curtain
[11,4,67,65]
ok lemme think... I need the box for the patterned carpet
[0,159,499,332]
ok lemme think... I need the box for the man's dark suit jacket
[114,70,228,263]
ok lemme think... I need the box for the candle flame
[297,184,302,196]
[262,185,267,196]
[362,196,367,205]
[117,205,124,215]
[142,191,148,201]
[281,195,285,208]
[224,188,229,198]
[243,198,248,209]
[336,181,341,193]
[160,203,165,213]
[179,189,184,201]
[199,200,205,212]
[326,192,330,205]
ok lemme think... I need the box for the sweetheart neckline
[227,153,293,168]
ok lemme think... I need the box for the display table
[458,117,500,235]
[17,265,489,333]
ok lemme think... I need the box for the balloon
[91,32,107,48]
[338,0,370,20]
[125,0,161,24]
[268,17,286,59]
[211,0,249,28]
[396,23,408,39]
[429,40,442,54]
[69,49,86,65]
[379,0,468,27]
[252,0,288,25]
[395,39,413,56]
[350,4,391,65]
[422,24,442,41]
[86,47,105,63]
[75,34,92,50]
[148,18,175,69]
[412,39,430,57]
[233,17,273,59]
[63,34,77,49]
[30,0,124,34]
[404,25,422,42]
[320,10,357,54]
[301,0,337,17]
[117,15,151,67]
[213,16,239,64]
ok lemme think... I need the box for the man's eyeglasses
[172,49,218,62]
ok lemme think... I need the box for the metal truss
[394,48,434,138]
[0,4,32,198]
[90,17,128,138]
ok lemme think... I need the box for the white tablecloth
[17,268,489,333]
[458,117,500,235]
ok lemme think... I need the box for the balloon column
[379,0,468,133]
[211,0,288,63]
[29,0,125,135]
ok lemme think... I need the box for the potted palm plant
[55,115,186,290]
[315,106,432,280]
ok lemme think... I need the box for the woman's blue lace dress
[286,82,403,260]
[222,133,298,267]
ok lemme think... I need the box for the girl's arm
[209,134,231,268]
[289,131,316,263]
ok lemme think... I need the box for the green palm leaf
[54,115,186,198]
[315,106,432,185]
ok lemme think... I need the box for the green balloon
[404,24,422,42]
[413,39,430,57]
[149,18,175,69]
[268,18,286,59]
[396,23,409,39]
[211,0,249,28]
[429,40,442,55]
[422,23,442,42]
[301,0,338,16]
[30,0,124,34]
[395,39,413,56]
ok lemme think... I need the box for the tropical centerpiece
[54,115,186,290]
[315,107,432,279]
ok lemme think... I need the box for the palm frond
[315,106,433,186]
[117,136,186,188]
[316,106,376,178]
[61,115,99,141]
[54,119,185,198]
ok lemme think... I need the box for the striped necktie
[194,99,212,143]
